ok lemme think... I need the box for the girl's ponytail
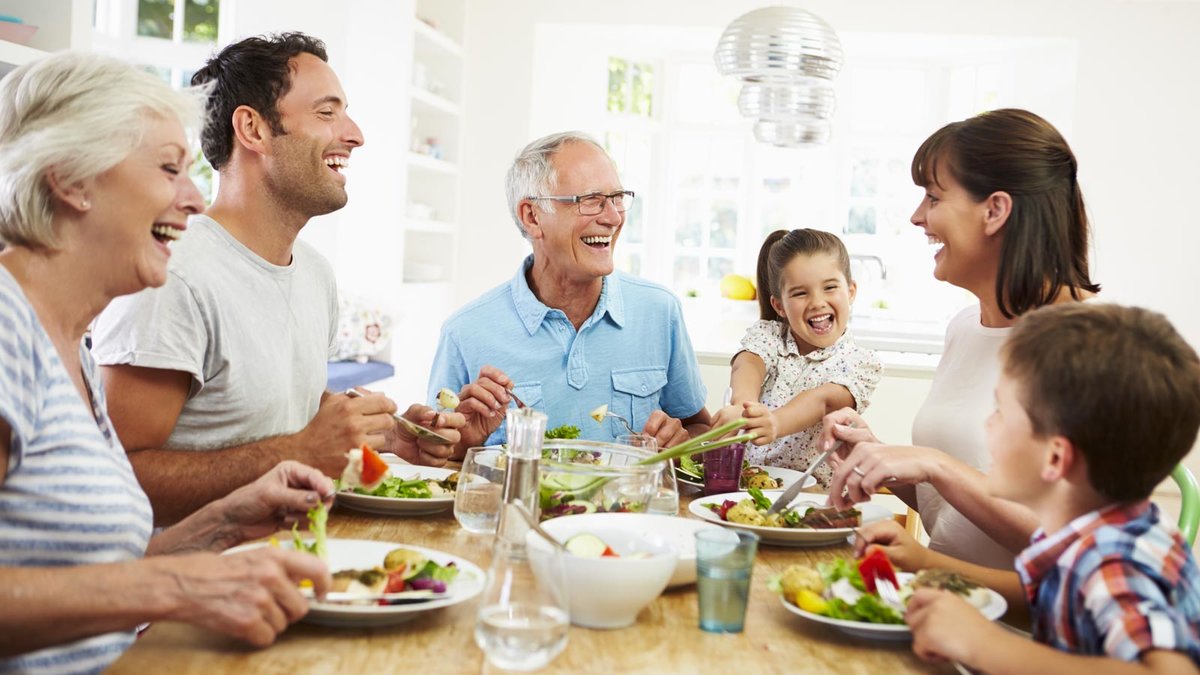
[756,230,788,320]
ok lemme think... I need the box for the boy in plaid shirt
[854,303,1200,673]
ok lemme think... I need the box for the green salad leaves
[291,503,328,560]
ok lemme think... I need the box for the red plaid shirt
[1015,500,1200,663]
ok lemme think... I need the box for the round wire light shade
[714,6,844,83]
[737,83,836,120]
[714,6,843,146]
[755,119,832,146]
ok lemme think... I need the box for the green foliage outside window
[137,0,219,43]
[137,0,173,38]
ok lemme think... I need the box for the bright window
[93,0,221,201]
[532,29,1079,352]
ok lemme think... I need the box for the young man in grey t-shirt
[92,33,461,524]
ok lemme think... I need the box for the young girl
[713,229,882,487]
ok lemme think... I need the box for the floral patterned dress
[738,319,882,487]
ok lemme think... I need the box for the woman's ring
[852,466,867,477]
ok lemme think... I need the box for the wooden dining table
[109,491,962,675]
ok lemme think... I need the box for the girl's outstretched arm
[712,351,768,430]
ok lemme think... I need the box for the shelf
[0,38,46,71]
[405,218,457,234]
[411,87,461,116]
[413,19,463,58]
[407,152,458,175]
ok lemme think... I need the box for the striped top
[1016,500,1200,664]
[0,266,154,674]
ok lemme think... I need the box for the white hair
[0,51,204,249]
[504,130,609,239]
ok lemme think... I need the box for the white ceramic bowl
[540,512,720,587]
[528,521,677,629]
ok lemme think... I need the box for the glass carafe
[474,408,569,672]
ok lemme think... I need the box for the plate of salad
[676,458,814,492]
[239,537,484,627]
[336,465,459,515]
[688,489,891,546]
[771,549,1006,640]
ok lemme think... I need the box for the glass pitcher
[474,407,569,671]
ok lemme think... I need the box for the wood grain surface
[109,492,960,675]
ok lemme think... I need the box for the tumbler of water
[617,433,679,516]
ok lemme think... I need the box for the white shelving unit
[404,0,464,291]
[0,0,90,76]
[366,0,465,405]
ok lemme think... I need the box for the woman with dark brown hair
[822,109,1099,569]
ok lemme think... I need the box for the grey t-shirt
[91,215,338,451]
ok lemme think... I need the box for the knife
[312,590,448,604]
[765,441,841,515]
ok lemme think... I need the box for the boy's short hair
[1002,303,1200,501]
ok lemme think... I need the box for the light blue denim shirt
[427,255,707,444]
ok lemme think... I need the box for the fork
[604,411,637,436]
[506,388,529,410]
[875,576,904,614]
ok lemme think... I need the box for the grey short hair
[0,51,204,249]
[504,130,608,239]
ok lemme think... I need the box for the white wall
[459,0,1200,476]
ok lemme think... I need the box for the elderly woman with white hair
[0,52,334,673]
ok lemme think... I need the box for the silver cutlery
[765,441,841,515]
[344,388,454,445]
[603,411,637,436]
[512,498,569,553]
[311,589,448,604]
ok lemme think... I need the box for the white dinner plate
[226,538,484,627]
[780,572,1008,640]
[687,492,891,546]
[676,465,816,492]
[336,466,457,515]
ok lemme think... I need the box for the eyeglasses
[527,190,635,216]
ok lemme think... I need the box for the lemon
[795,589,828,614]
[720,274,756,301]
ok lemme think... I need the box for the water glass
[454,447,505,534]
[702,442,745,496]
[617,433,679,515]
[694,529,759,633]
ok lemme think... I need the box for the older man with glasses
[427,131,712,456]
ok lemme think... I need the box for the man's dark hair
[1002,303,1200,501]
[190,32,328,170]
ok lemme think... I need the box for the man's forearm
[130,436,297,526]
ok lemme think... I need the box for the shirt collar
[774,324,853,363]
[1016,500,1154,598]
[508,255,624,335]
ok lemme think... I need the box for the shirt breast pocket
[610,367,668,433]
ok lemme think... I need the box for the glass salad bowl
[471,440,665,521]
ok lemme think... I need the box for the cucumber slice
[564,533,610,558]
